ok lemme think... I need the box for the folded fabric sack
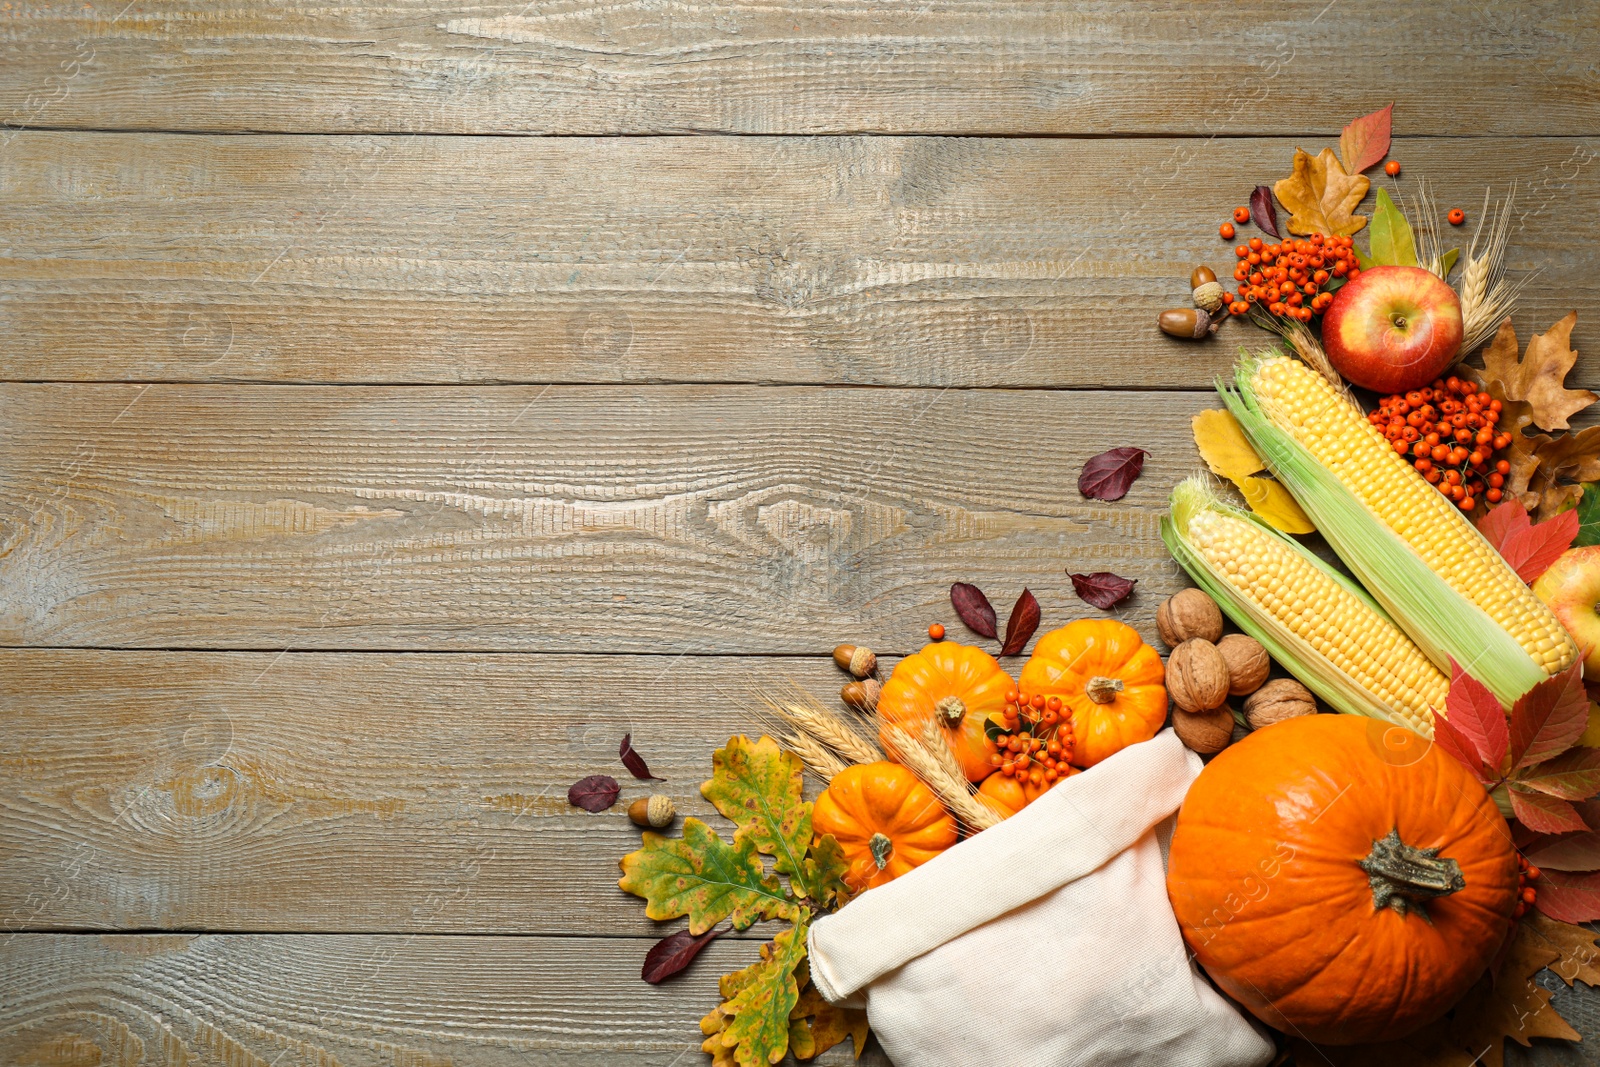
[807,729,1274,1067]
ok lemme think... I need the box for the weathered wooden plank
[0,933,886,1065]
[1,2,1597,137]
[0,383,1205,652]
[2,132,1597,386]
[0,649,872,935]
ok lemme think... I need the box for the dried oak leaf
[618,818,798,933]
[1273,147,1369,238]
[1339,103,1394,174]
[950,581,998,638]
[791,977,871,1060]
[703,916,809,1067]
[1504,425,1600,521]
[1480,314,1594,432]
[1526,912,1600,987]
[642,924,724,983]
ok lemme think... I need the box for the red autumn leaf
[1249,185,1280,239]
[1430,708,1496,787]
[568,774,621,812]
[1069,572,1136,611]
[1511,660,1589,770]
[1078,447,1148,502]
[1510,785,1589,835]
[1443,659,1510,771]
[620,733,665,781]
[641,925,724,983]
[950,582,998,638]
[1501,509,1579,584]
[1477,497,1531,551]
[1526,831,1600,872]
[999,589,1041,657]
[1338,103,1393,174]
[1534,868,1600,923]
[1515,746,1600,800]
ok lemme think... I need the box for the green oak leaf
[702,735,814,891]
[711,913,810,1067]
[1367,188,1417,268]
[1573,483,1600,547]
[801,833,853,910]
[618,818,796,933]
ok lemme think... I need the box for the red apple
[1533,545,1600,674]
[1321,265,1463,393]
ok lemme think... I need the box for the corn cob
[1223,354,1577,706]
[1163,478,1446,736]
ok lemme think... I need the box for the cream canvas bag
[807,729,1274,1067]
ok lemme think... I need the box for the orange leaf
[1526,912,1600,986]
[1273,147,1369,237]
[1340,103,1393,174]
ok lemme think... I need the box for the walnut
[1166,639,1230,712]
[1243,678,1318,730]
[1157,588,1224,647]
[1216,634,1270,696]
[1173,706,1235,754]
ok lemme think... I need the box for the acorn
[628,794,676,829]
[842,678,882,712]
[832,643,877,678]
[1190,265,1227,315]
[1159,306,1217,340]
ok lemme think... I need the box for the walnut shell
[1166,638,1230,713]
[1216,634,1270,696]
[1243,678,1318,730]
[1157,588,1224,647]
[1173,705,1235,754]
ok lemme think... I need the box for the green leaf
[1367,188,1417,267]
[702,735,814,892]
[1438,247,1460,278]
[1574,483,1600,547]
[619,818,797,933]
[800,833,853,910]
[1354,245,1374,271]
[711,914,810,1067]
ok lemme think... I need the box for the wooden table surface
[3,3,1600,1064]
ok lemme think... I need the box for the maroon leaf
[568,774,621,812]
[1443,659,1509,771]
[1534,869,1600,924]
[1249,185,1280,239]
[1511,661,1589,770]
[1510,785,1588,835]
[999,589,1041,657]
[1515,746,1600,800]
[642,925,724,983]
[950,582,998,639]
[1069,572,1137,611]
[1078,447,1149,502]
[1525,831,1600,872]
[1430,708,1495,787]
[620,734,665,781]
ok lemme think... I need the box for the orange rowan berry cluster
[986,688,1075,788]
[1228,233,1361,320]
[1514,855,1541,920]
[1370,376,1513,512]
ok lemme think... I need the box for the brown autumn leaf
[791,977,870,1060]
[1480,314,1594,432]
[1273,147,1370,237]
[1526,912,1600,988]
[1503,425,1600,520]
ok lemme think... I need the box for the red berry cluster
[1370,376,1513,512]
[1229,234,1361,321]
[986,689,1075,787]
[1514,855,1541,920]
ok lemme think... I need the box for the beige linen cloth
[807,729,1274,1067]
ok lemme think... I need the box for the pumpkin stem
[1085,676,1124,704]
[1359,828,1464,921]
[868,832,894,870]
[934,696,967,727]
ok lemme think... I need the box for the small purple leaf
[950,582,998,639]
[999,589,1041,657]
[1069,572,1137,611]
[642,925,724,983]
[1250,185,1280,239]
[568,774,621,812]
[1078,447,1148,502]
[620,734,665,781]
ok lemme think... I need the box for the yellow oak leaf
[1237,476,1316,534]
[1273,147,1370,237]
[1192,409,1265,481]
[791,980,870,1060]
[1480,313,1594,432]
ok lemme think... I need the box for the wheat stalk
[883,723,1001,833]
[1457,185,1534,356]
[754,688,883,767]
[778,729,850,782]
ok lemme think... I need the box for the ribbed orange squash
[814,761,957,891]
[877,641,1014,782]
[1019,620,1168,767]
[1167,715,1518,1045]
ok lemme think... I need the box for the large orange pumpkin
[813,761,958,891]
[1167,715,1519,1045]
[877,641,1014,782]
[1018,620,1167,767]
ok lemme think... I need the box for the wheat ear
[778,730,850,782]
[755,688,883,766]
[883,723,1001,833]
[1458,185,1533,356]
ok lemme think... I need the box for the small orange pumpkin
[877,641,1015,782]
[976,763,1077,818]
[813,761,958,891]
[1167,715,1518,1044]
[1019,620,1168,767]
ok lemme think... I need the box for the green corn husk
[1162,478,1443,734]
[1220,353,1549,708]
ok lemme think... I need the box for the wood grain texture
[0,383,1207,652]
[1,2,1597,136]
[0,933,886,1065]
[3,132,1598,387]
[0,649,874,935]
